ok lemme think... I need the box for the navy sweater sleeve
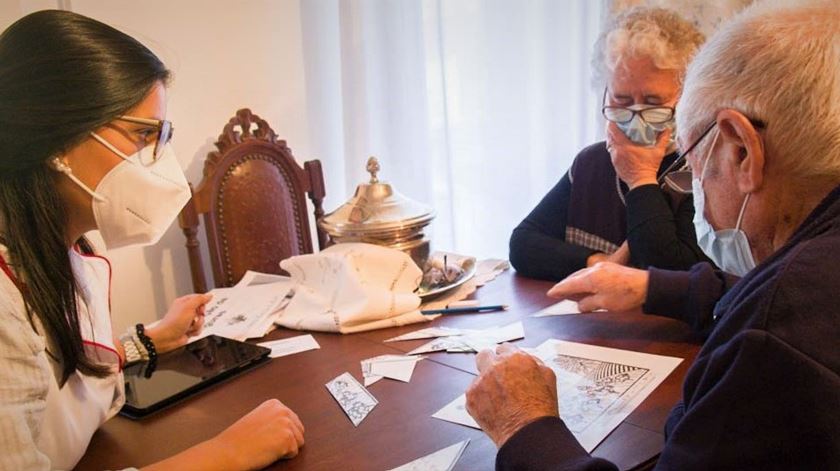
[496,417,618,471]
[625,184,710,270]
[657,330,840,470]
[509,172,596,281]
[643,262,740,336]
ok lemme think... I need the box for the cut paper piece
[533,299,605,317]
[458,321,524,351]
[432,396,479,428]
[235,270,291,288]
[432,339,682,452]
[258,334,320,358]
[361,355,424,386]
[408,322,524,355]
[191,280,294,343]
[387,439,470,471]
[384,326,465,342]
[408,337,468,355]
[326,372,378,426]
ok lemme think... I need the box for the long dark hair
[0,10,170,385]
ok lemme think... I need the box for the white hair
[677,0,840,179]
[592,7,706,88]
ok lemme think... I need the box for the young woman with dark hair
[0,10,303,469]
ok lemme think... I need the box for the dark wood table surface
[76,272,702,471]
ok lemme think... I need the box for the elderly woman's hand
[466,344,559,448]
[606,123,672,189]
[586,240,631,267]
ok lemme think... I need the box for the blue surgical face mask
[691,128,757,276]
[615,105,675,147]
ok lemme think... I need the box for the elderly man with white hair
[467,1,840,469]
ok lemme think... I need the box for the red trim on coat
[0,252,24,292]
[1,250,123,371]
[83,339,124,371]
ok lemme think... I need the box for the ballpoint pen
[421,304,508,315]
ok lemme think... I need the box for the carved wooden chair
[179,108,328,293]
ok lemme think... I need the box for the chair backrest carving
[179,108,327,292]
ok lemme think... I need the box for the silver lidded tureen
[318,157,435,269]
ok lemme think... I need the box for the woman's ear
[716,109,765,194]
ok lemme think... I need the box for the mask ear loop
[49,157,106,202]
[735,193,751,231]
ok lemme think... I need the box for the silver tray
[416,264,477,299]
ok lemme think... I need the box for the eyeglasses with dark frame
[601,88,676,125]
[661,118,766,194]
[117,115,174,162]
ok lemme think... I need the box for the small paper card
[361,355,424,386]
[407,322,524,355]
[387,439,470,471]
[258,334,320,358]
[384,327,464,342]
[533,299,606,317]
[326,372,378,426]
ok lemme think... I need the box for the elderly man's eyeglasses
[117,115,174,161]
[661,118,766,194]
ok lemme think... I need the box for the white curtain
[301,0,604,259]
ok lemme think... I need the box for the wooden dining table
[76,271,702,471]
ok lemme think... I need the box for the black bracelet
[135,323,157,362]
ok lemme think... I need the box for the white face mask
[53,133,191,250]
[691,129,757,276]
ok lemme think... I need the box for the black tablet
[120,335,270,419]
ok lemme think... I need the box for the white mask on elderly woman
[51,133,191,250]
[616,104,675,147]
[691,128,757,276]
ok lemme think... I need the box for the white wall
[1,0,313,332]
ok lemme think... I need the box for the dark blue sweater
[497,184,840,470]
[509,142,709,281]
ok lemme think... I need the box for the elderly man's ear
[716,108,766,194]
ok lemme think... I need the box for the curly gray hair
[592,7,706,89]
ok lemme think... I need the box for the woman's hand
[145,293,212,354]
[212,399,305,467]
[606,122,671,189]
[586,241,631,267]
[141,399,305,471]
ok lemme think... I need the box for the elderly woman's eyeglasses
[117,115,174,161]
[602,106,676,125]
[600,88,676,125]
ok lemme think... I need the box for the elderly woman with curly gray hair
[509,7,711,281]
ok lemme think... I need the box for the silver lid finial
[366,156,380,183]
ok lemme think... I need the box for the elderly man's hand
[466,344,558,448]
[547,262,649,312]
[606,123,671,190]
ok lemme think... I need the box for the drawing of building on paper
[549,354,650,433]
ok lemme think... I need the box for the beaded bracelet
[135,323,157,363]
